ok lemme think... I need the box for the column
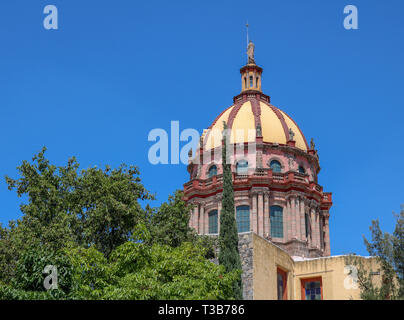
[199,205,205,235]
[264,192,270,238]
[300,199,306,242]
[309,207,315,247]
[315,209,321,250]
[284,198,290,241]
[258,192,264,237]
[217,200,222,234]
[251,193,258,233]
[324,213,331,256]
[290,197,296,240]
[193,205,199,233]
[295,197,301,240]
[189,207,194,229]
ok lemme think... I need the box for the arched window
[256,77,259,88]
[270,206,283,238]
[208,165,217,178]
[249,76,253,87]
[270,160,282,173]
[208,210,218,234]
[236,206,250,233]
[298,166,306,174]
[236,160,248,175]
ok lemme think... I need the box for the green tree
[0,244,75,300]
[218,121,243,299]
[4,147,152,257]
[0,148,236,300]
[102,232,238,300]
[147,190,195,248]
[346,205,404,300]
[146,190,216,258]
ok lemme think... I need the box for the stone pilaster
[199,205,205,235]
[264,192,270,238]
[291,196,296,239]
[324,212,331,256]
[217,200,222,234]
[285,197,290,241]
[258,192,264,237]
[251,192,258,233]
[295,197,301,240]
[309,206,315,247]
[193,205,199,233]
[189,207,194,230]
[314,208,321,249]
[300,199,306,242]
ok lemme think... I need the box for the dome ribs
[226,100,244,129]
[250,98,262,133]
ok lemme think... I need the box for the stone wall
[238,233,254,300]
[207,233,254,300]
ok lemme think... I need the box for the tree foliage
[146,190,216,258]
[0,240,237,300]
[0,148,236,300]
[218,122,243,299]
[346,205,404,300]
[4,147,152,256]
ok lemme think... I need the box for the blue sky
[0,0,403,256]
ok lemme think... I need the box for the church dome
[203,100,308,151]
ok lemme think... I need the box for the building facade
[183,43,378,299]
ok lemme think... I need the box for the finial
[310,138,315,150]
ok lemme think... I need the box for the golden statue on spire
[247,40,255,64]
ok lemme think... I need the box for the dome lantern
[240,40,263,93]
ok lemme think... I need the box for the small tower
[240,40,263,92]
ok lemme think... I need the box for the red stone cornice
[183,171,332,209]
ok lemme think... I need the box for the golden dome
[203,99,308,151]
[202,43,308,152]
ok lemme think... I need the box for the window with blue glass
[270,206,283,238]
[270,160,282,173]
[236,206,250,232]
[208,165,217,178]
[208,210,218,234]
[301,278,322,300]
[298,166,305,174]
[236,160,248,175]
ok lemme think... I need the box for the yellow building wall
[293,256,378,300]
[250,233,380,300]
[252,233,295,300]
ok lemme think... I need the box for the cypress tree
[218,121,243,299]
